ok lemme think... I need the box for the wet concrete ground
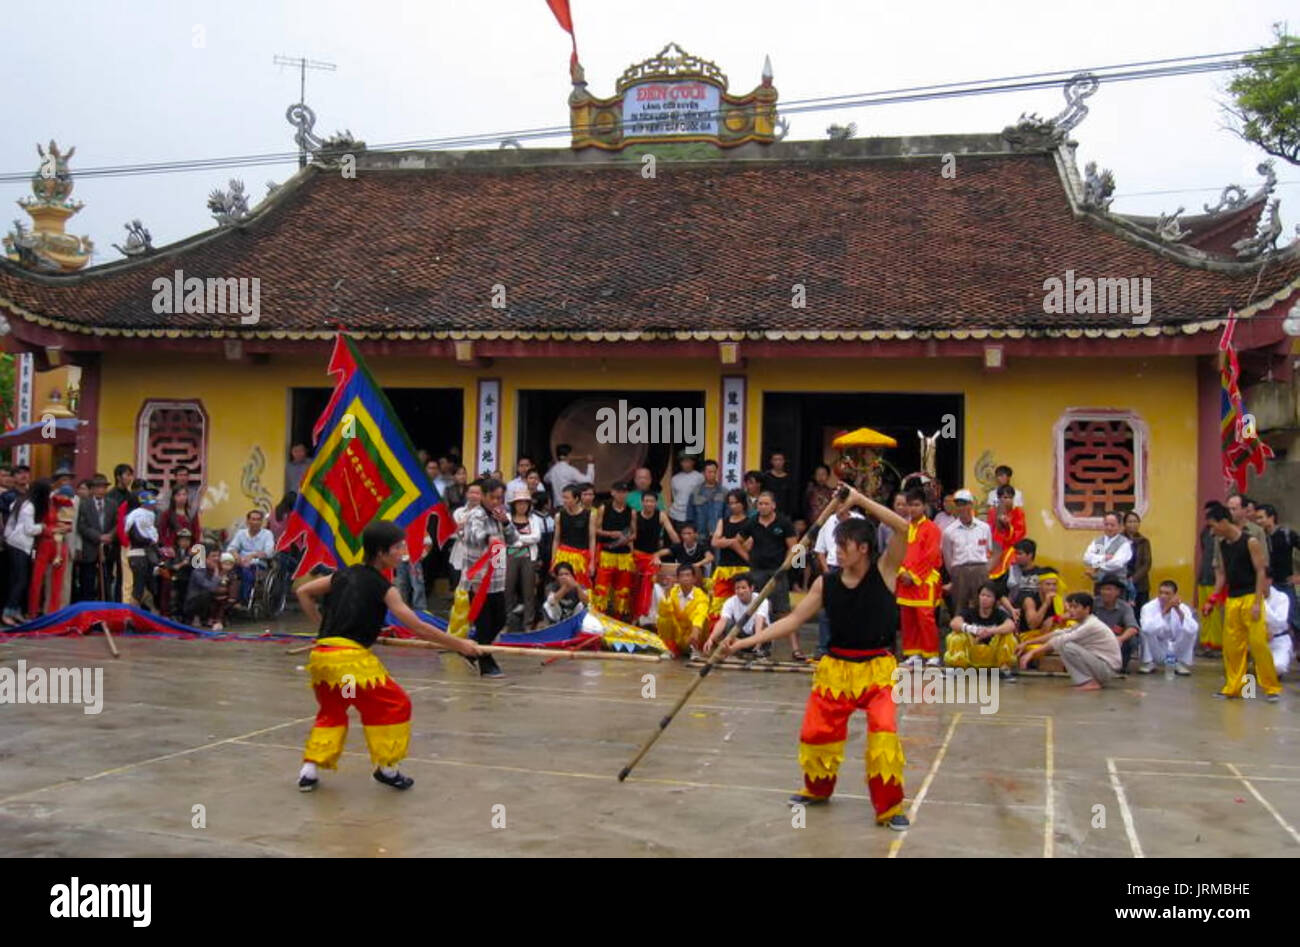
[2,615,1298,857]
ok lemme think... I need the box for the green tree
[1225,24,1300,166]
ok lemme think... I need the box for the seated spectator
[1017,591,1122,690]
[945,581,1018,678]
[158,528,196,620]
[1138,580,1197,676]
[1082,512,1131,590]
[226,509,275,609]
[639,566,674,630]
[1092,576,1141,671]
[667,522,712,574]
[1022,570,1071,635]
[1266,583,1293,677]
[542,561,590,624]
[186,550,236,631]
[655,562,709,657]
[705,571,770,660]
[998,539,1049,630]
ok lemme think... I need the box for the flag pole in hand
[616,485,851,782]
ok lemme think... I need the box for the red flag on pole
[546,0,579,70]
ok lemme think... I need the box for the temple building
[2,44,1300,596]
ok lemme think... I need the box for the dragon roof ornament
[1003,73,1100,150]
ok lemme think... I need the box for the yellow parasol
[831,427,898,450]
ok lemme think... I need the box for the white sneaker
[924,656,941,667]
[1174,663,1192,676]
[1137,662,1155,674]
[905,655,923,667]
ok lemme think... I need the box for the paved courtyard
[2,620,1298,857]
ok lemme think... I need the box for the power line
[2,47,1296,185]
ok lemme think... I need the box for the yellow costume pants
[1221,595,1282,698]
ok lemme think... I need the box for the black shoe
[373,768,415,790]
[479,655,505,678]
[298,775,319,792]
[788,793,829,806]
[884,814,910,831]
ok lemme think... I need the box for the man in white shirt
[543,443,595,508]
[705,572,771,659]
[1082,512,1132,589]
[667,454,705,533]
[983,465,1024,510]
[504,456,534,498]
[226,509,276,607]
[942,489,992,613]
[1018,590,1123,690]
[1138,579,1198,675]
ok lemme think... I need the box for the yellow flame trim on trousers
[798,739,846,779]
[307,637,391,690]
[303,725,347,768]
[943,630,1017,669]
[811,654,898,700]
[362,722,412,768]
[867,730,905,786]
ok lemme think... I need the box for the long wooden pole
[617,485,851,782]
[378,636,665,663]
[99,620,120,659]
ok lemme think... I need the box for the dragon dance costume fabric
[656,583,709,656]
[896,517,942,659]
[795,569,905,823]
[303,636,412,769]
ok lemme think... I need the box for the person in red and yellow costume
[721,486,911,829]
[293,521,483,792]
[592,481,636,620]
[656,562,710,657]
[896,486,944,665]
[987,484,1027,585]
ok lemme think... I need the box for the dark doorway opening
[290,387,465,470]
[518,390,706,494]
[762,392,964,508]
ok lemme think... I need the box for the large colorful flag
[546,0,579,70]
[278,333,455,578]
[1218,311,1274,493]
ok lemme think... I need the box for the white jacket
[3,500,42,554]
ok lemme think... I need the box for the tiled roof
[2,149,1298,341]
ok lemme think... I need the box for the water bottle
[1164,651,1176,681]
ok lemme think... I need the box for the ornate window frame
[1052,408,1149,529]
[135,399,210,489]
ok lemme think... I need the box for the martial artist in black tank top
[601,503,632,552]
[821,567,900,655]
[634,510,664,553]
[558,507,591,548]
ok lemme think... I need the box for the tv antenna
[273,55,338,167]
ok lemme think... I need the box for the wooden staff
[285,641,315,655]
[686,659,813,673]
[617,485,851,782]
[379,636,665,663]
[98,620,120,659]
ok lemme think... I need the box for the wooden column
[73,353,100,482]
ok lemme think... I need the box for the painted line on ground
[1106,757,1144,858]
[1224,762,1300,845]
[1044,714,1055,859]
[888,712,963,859]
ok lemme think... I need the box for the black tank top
[823,567,898,652]
[558,508,590,548]
[718,516,748,568]
[1220,533,1258,597]
[601,504,632,551]
[634,511,664,553]
[319,564,391,648]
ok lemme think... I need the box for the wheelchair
[241,555,290,621]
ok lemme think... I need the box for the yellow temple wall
[96,351,1198,593]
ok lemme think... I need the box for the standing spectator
[394,533,432,613]
[458,479,517,678]
[625,467,659,514]
[2,478,46,624]
[941,489,992,614]
[123,491,162,612]
[75,474,115,602]
[1123,511,1152,608]
[740,492,800,659]
[505,456,533,497]
[813,504,866,658]
[503,486,543,631]
[1082,512,1131,590]
[668,454,705,536]
[987,485,1026,584]
[428,456,454,498]
[741,471,764,516]
[1204,501,1280,700]
[1195,501,1224,655]
[161,465,204,521]
[105,463,137,602]
[444,481,483,631]
[1257,503,1300,632]
[708,489,752,626]
[285,444,311,495]
[1137,580,1197,675]
[984,465,1024,509]
[39,486,76,616]
[525,469,546,507]
[543,444,594,509]
[933,492,958,534]
[761,450,799,518]
[443,465,468,511]
[805,464,835,525]
[688,460,726,547]
[876,492,908,554]
[25,479,62,619]
[226,509,275,609]
[158,486,200,554]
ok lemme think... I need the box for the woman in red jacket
[157,486,200,611]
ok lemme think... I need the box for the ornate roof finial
[1232,199,1283,259]
[112,220,153,258]
[826,123,857,141]
[4,140,94,271]
[1155,206,1189,243]
[762,54,773,87]
[1081,161,1116,211]
[1003,72,1100,150]
[207,179,251,227]
[285,104,366,166]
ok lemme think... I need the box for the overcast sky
[3,0,1296,263]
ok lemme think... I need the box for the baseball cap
[953,489,976,504]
